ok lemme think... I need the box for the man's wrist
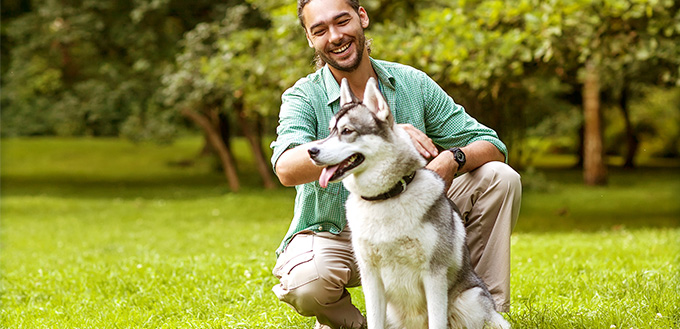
[447,147,466,174]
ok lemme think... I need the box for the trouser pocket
[273,233,319,291]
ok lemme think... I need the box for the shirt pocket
[273,233,319,290]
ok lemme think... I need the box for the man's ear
[358,7,369,29]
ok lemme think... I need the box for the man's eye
[338,19,350,25]
[313,29,326,36]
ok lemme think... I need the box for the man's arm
[275,142,322,187]
[426,140,505,189]
[271,80,323,187]
[409,71,506,188]
[277,130,504,188]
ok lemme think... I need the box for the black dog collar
[361,171,417,201]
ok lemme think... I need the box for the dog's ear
[340,78,359,107]
[363,77,392,123]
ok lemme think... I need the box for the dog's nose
[308,147,320,158]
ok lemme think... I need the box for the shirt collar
[324,57,396,107]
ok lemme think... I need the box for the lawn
[1,137,679,328]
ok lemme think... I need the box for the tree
[368,0,562,168]
[545,0,679,183]
[159,2,311,190]
[605,0,680,168]
[1,0,228,138]
[4,0,677,190]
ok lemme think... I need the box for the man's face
[302,0,369,72]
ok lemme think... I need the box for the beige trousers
[272,161,521,329]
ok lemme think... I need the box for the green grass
[2,137,679,328]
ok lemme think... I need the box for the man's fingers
[412,141,431,159]
[398,124,438,159]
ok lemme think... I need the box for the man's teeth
[332,43,350,54]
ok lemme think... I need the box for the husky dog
[308,78,510,329]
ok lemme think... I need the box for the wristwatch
[448,147,466,171]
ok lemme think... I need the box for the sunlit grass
[1,137,678,328]
[510,229,679,328]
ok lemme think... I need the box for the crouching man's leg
[448,161,522,312]
[272,229,365,329]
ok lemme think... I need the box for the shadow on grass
[4,166,677,233]
[0,137,284,200]
[0,173,291,200]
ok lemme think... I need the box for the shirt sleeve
[420,72,508,160]
[270,83,318,173]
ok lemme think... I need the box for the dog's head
[309,77,395,187]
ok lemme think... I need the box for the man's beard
[315,33,366,72]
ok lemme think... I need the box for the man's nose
[328,26,342,44]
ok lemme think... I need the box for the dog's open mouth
[319,153,365,188]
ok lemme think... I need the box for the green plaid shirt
[270,58,507,256]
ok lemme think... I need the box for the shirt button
[318,225,323,230]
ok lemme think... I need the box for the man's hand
[426,140,506,190]
[398,123,438,159]
[426,151,458,190]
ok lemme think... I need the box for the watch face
[451,148,465,166]
[455,151,465,162]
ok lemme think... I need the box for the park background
[1,0,679,328]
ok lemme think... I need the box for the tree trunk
[181,107,240,192]
[235,103,275,189]
[574,124,584,169]
[619,82,639,169]
[582,62,607,186]
[198,110,235,172]
[53,40,79,83]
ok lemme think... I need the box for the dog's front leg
[361,266,386,329]
[423,270,449,329]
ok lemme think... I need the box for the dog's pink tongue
[319,165,339,188]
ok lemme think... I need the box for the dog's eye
[341,128,354,135]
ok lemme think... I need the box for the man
[270,0,521,328]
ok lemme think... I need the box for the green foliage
[160,1,310,125]
[614,86,680,158]
[2,0,679,169]
[1,0,230,137]
[543,0,680,87]
[365,0,680,159]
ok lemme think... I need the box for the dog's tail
[449,287,511,329]
[486,313,511,329]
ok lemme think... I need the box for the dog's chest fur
[346,170,443,299]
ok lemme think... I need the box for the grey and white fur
[308,78,510,329]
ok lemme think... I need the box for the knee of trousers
[479,161,522,195]
[477,162,522,231]
[276,276,346,317]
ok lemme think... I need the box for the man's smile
[330,41,352,55]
